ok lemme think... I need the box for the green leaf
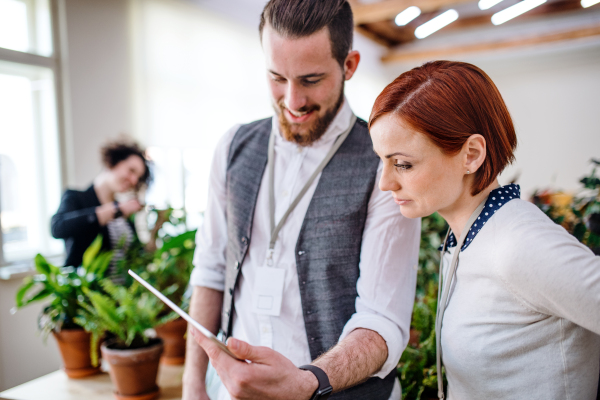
[82,235,103,268]
[34,254,51,275]
[25,287,53,305]
[15,277,36,308]
[88,251,113,278]
[573,222,587,241]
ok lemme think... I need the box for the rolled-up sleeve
[338,161,420,379]
[189,125,240,291]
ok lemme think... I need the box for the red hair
[369,60,517,195]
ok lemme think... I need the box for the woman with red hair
[369,60,600,399]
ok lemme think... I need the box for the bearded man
[183,1,420,399]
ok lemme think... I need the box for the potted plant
[126,208,197,365]
[13,236,112,378]
[145,228,196,364]
[75,279,177,400]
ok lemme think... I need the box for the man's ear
[344,50,360,81]
[464,134,486,174]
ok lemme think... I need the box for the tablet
[128,269,240,360]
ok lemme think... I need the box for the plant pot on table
[53,328,101,378]
[155,317,187,365]
[101,338,164,400]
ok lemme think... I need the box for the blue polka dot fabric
[440,183,521,252]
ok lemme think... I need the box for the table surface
[0,365,184,400]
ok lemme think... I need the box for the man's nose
[284,82,307,112]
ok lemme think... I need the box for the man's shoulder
[236,117,272,135]
[226,117,272,165]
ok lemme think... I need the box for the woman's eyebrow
[385,152,412,158]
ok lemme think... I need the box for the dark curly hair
[100,139,151,189]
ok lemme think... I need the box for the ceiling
[190,0,600,63]
[350,0,600,62]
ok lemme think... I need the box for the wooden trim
[352,0,475,25]
[381,25,600,63]
[354,26,397,47]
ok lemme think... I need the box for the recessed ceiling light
[581,0,600,7]
[478,0,505,10]
[395,6,421,26]
[415,9,459,39]
[491,0,547,25]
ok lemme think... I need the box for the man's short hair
[259,0,354,67]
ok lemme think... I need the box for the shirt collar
[271,96,354,148]
[440,183,521,252]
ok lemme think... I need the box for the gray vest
[223,117,396,399]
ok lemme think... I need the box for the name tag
[252,267,285,317]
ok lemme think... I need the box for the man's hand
[190,329,318,400]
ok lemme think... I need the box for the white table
[0,365,184,400]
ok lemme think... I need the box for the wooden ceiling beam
[351,0,475,25]
[381,25,600,63]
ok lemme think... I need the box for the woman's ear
[464,134,486,174]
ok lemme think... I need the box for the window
[0,0,63,265]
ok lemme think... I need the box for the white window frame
[0,0,68,270]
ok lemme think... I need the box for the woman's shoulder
[491,198,569,239]
[491,198,596,277]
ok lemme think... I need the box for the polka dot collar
[440,183,521,252]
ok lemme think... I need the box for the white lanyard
[265,115,357,265]
[435,198,488,400]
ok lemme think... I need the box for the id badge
[252,267,285,317]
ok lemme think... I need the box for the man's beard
[275,85,345,147]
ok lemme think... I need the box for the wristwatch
[299,365,333,400]
[113,201,123,219]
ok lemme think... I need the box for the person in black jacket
[51,139,151,268]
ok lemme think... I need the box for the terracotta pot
[53,328,101,378]
[155,318,187,365]
[101,338,163,400]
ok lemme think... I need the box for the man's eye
[271,77,286,83]
[394,163,412,170]
[303,80,320,85]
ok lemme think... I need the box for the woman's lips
[394,198,412,206]
[284,108,315,124]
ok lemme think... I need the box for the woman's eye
[394,163,412,170]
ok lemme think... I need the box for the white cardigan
[440,198,600,400]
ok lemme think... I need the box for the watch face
[316,386,333,397]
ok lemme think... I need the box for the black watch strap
[299,365,333,400]
[113,201,123,219]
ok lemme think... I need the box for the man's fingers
[190,328,226,367]
[226,338,274,364]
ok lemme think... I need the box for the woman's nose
[379,165,401,192]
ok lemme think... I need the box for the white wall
[62,0,134,189]
[0,278,61,392]
[480,41,600,197]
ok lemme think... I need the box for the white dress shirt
[190,99,420,399]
